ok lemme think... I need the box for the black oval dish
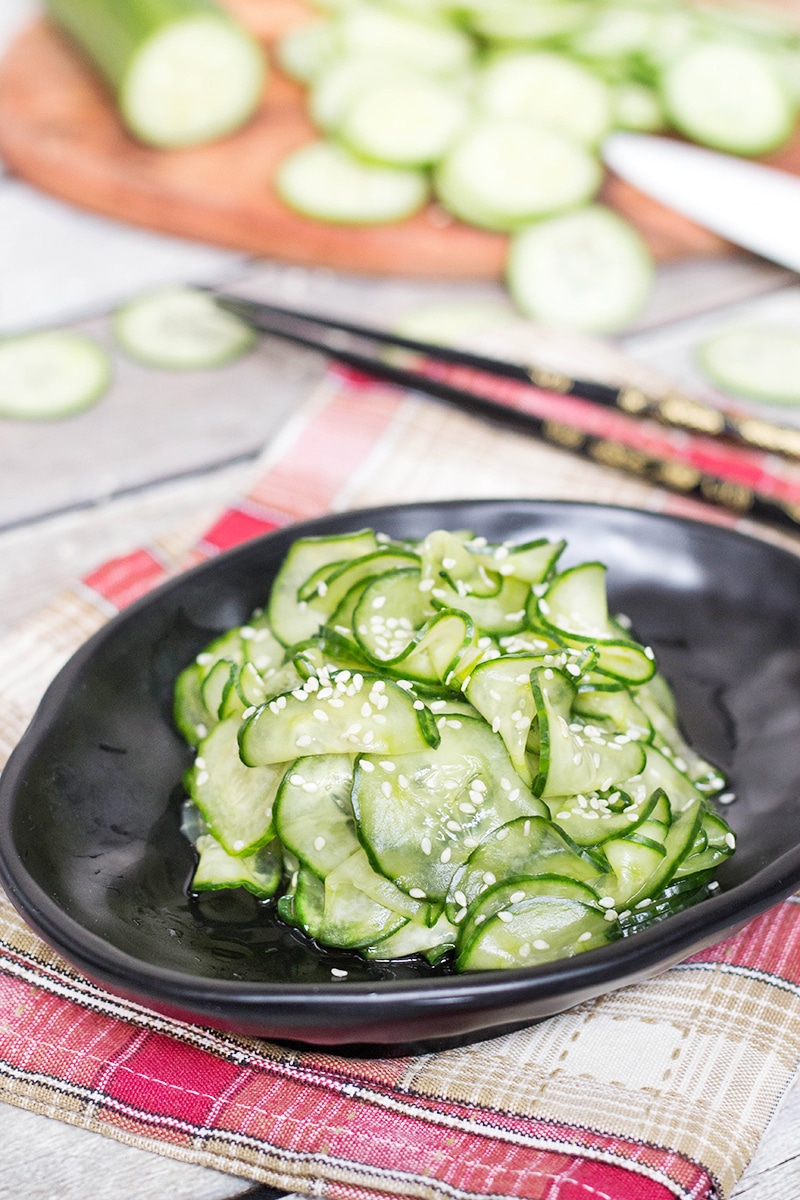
[2,499,800,1052]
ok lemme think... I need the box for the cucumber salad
[175,526,735,973]
[274,0,800,332]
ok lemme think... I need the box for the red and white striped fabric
[0,370,798,1200]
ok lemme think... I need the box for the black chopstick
[215,294,800,462]
[213,293,800,534]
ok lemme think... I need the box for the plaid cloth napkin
[1,367,800,1200]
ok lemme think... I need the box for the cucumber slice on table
[113,287,256,369]
[661,41,796,156]
[507,205,653,334]
[45,0,266,148]
[698,325,800,406]
[277,141,429,225]
[0,330,110,421]
[435,120,602,232]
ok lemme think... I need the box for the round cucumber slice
[477,51,613,147]
[697,324,800,406]
[113,287,256,370]
[507,205,653,333]
[0,331,110,421]
[120,15,266,149]
[309,58,420,133]
[435,120,602,232]
[463,0,594,42]
[337,5,474,76]
[612,81,665,132]
[276,140,429,225]
[339,77,468,166]
[661,41,796,156]
[276,20,338,84]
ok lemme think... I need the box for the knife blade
[603,131,800,273]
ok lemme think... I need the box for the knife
[602,131,800,273]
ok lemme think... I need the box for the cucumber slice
[463,0,594,43]
[273,755,359,878]
[337,5,474,76]
[309,58,422,133]
[187,718,286,855]
[276,20,337,84]
[435,120,602,232]
[46,1,265,149]
[697,325,800,406]
[477,52,613,147]
[612,81,665,132]
[507,205,653,334]
[276,141,429,225]
[456,875,612,971]
[0,330,110,421]
[113,287,256,369]
[339,76,468,167]
[239,670,440,764]
[352,716,548,903]
[268,528,378,646]
[661,41,796,156]
[191,833,282,898]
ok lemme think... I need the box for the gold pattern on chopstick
[658,392,726,435]
[617,386,649,414]
[655,462,702,491]
[528,366,572,393]
[589,440,651,474]
[732,417,800,459]
[543,421,586,448]
[699,478,754,511]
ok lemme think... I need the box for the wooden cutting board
[0,0,797,277]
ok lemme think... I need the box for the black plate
[2,499,800,1051]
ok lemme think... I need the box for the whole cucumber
[45,0,266,148]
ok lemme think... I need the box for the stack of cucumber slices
[275,0,800,333]
[175,525,735,973]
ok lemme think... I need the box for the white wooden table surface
[2,4,800,1197]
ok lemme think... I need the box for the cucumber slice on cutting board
[476,51,613,148]
[113,286,256,369]
[277,140,429,224]
[435,119,602,232]
[661,41,796,156]
[698,325,800,406]
[507,205,653,334]
[45,0,266,148]
[0,330,110,421]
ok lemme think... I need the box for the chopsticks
[214,293,800,533]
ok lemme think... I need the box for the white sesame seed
[195,724,207,739]
[532,939,550,951]
[409,888,427,899]
[372,596,386,609]
[194,757,206,770]
[314,836,326,851]
[398,774,409,788]
[302,782,319,794]
[497,910,513,923]
[195,771,209,786]
[440,847,452,864]
[544,669,554,680]
[196,652,213,666]
[360,759,374,772]
[289,774,305,786]
[604,909,619,921]
[577,931,593,943]
[455,907,467,923]
[331,968,348,978]
[442,557,458,569]
[725,832,736,849]
[555,811,571,820]
[717,792,736,805]
[708,880,720,891]
[509,890,526,904]
[482,872,496,885]
[413,700,425,710]
[313,708,329,722]
[421,837,432,855]
[296,735,312,747]
[233,840,245,851]
[475,914,486,926]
